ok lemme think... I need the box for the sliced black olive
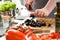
[32,23,36,27]
[48,24,51,27]
[31,19,35,22]
[36,20,38,22]
[31,16,35,18]
[29,22,34,27]
[25,22,29,26]
[41,22,46,26]
[25,19,31,23]
[35,23,38,26]
[28,21,36,27]
[26,24,29,26]
[37,23,42,27]
[22,23,24,25]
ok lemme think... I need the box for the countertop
[0,36,6,40]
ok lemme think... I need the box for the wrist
[42,8,51,16]
[42,8,50,14]
[43,0,56,14]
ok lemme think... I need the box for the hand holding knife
[24,0,34,10]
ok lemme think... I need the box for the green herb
[0,1,16,12]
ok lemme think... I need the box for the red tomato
[48,32,59,39]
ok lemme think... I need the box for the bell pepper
[30,34,39,40]
[6,26,45,40]
[48,32,60,39]
[6,28,26,40]
[24,27,39,40]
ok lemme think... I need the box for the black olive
[26,24,29,26]
[31,19,35,22]
[48,24,51,27]
[32,23,37,27]
[28,20,36,27]
[29,22,34,26]
[35,23,38,26]
[22,23,24,25]
[36,20,38,22]
[25,22,29,26]
[37,23,42,27]
[30,24,33,27]
[25,19,31,23]
[41,22,46,26]
[29,22,32,25]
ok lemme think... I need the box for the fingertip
[30,12,35,17]
[44,14,48,17]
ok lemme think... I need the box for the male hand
[24,0,34,10]
[30,8,50,17]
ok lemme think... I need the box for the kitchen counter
[0,19,24,40]
[0,18,56,40]
[0,36,6,40]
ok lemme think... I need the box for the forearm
[44,0,57,13]
[57,0,60,2]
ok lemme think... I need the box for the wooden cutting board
[30,18,55,33]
